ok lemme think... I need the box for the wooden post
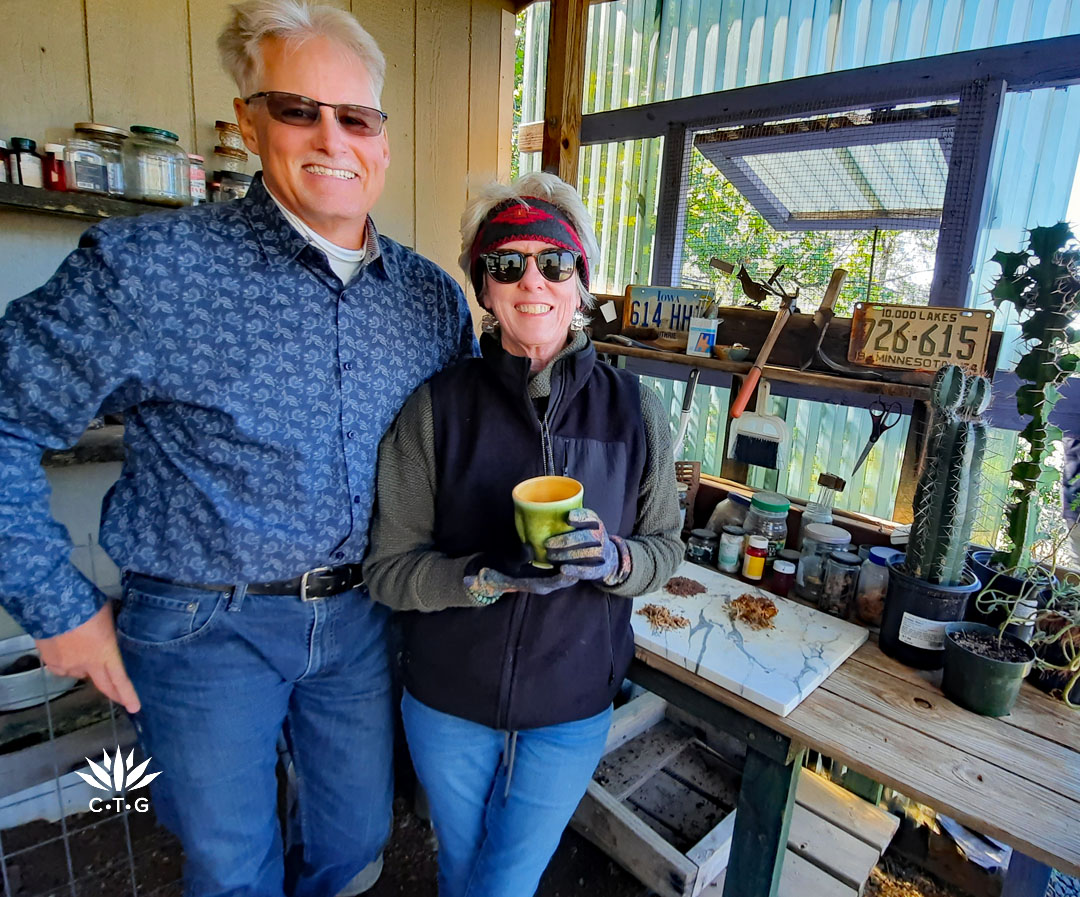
[541,0,589,184]
[894,399,930,524]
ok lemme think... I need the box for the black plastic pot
[879,556,981,670]
[943,622,1035,716]
[965,549,1054,632]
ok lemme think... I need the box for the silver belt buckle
[300,566,335,602]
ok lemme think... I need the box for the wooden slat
[632,650,1080,876]
[541,0,589,183]
[626,767,727,849]
[687,813,737,897]
[518,120,545,153]
[603,692,669,754]
[786,803,881,891]
[795,769,899,854]
[704,849,858,897]
[572,780,699,897]
[595,718,694,801]
[821,656,1080,805]
[663,741,741,813]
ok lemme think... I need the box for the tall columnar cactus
[905,365,992,586]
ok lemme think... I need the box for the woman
[365,171,682,897]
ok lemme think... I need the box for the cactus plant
[905,365,992,586]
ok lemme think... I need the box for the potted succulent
[968,223,1080,605]
[879,365,989,669]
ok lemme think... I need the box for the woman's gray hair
[459,172,600,311]
[219,0,386,102]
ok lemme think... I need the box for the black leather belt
[129,565,365,602]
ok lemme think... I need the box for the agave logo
[77,746,161,813]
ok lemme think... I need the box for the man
[0,2,475,894]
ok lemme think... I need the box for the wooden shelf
[42,425,124,467]
[0,181,155,221]
[594,341,933,401]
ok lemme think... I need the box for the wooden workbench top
[634,637,1080,876]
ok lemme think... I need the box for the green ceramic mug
[512,475,584,568]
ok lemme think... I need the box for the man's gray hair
[219,0,386,102]
[459,172,601,309]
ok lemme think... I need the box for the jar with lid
[795,523,850,603]
[211,170,253,202]
[743,492,789,565]
[820,551,862,618]
[742,535,768,582]
[797,473,845,546]
[42,144,67,190]
[854,547,896,625]
[686,529,718,566]
[706,491,750,533]
[188,155,206,205]
[63,134,108,194]
[214,145,248,173]
[72,123,127,196]
[9,138,43,187]
[216,120,245,151]
[717,525,744,573]
[124,126,190,205]
[770,558,797,596]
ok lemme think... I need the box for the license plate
[623,286,714,341]
[848,303,994,374]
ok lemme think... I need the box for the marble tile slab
[632,561,869,717]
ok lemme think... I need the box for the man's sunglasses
[244,91,388,136]
[481,249,581,284]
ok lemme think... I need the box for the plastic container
[72,123,128,196]
[821,550,861,618]
[771,559,796,596]
[717,525,744,573]
[742,535,768,581]
[9,138,43,187]
[188,154,206,204]
[43,144,67,190]
[795,523,850,603]
[686,528,718,566]
[879,555,981,670]
[743,492,789,566]
[855,547,895,625]
[63,136,109,194]
[706,492,750,532]
[942,622,1035,716]
[125,125,189,205]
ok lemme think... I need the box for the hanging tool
[800,268,847,370]
[727,378,788,469]
[674,368,701,458]
[851,399,902,475]
[730,292,797,419]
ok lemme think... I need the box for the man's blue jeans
[117,573,394,897]
[401,690,611,897]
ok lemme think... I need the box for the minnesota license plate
[848,303,994,374]
[623,286,714,341]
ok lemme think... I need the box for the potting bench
[626,634,1080,897]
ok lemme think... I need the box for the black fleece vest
[400,335,647,730]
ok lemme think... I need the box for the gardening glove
[543,508,632,586]
[464,543,578,605]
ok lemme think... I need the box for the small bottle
[0,139,10,183]
[821,550,862,618]
[686,528,718,566]
[854,546,895,626]
[771,559,797,596]
[43,144,67,191]
[9,138,44,187]
[717,525,744,573]
[742,535,768,582]
[188,154,206,205]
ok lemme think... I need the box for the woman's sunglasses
[244,91,388,136]
[481,249,581,284]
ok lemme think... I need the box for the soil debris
[664,576,706,597]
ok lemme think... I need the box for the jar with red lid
[43,144,67,191]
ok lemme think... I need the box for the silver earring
[481,312,499,334]
[569,309,587,332]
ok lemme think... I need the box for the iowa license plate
[623,286,714,341]
[848,303,993,374]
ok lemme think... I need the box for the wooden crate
[570,693,900,897]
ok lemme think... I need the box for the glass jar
[124,125,189,205]
[0,139,9,183]
[73,123,127,196]
[855,546,896,625]
[676,482,689,529]
[686,528,718,566]
[821,550,862,618]
[63,136,109,194]
[742,535,768,582]
[717,525,744,573]
[771,559,797,596]
[9,138,43,187]
[188,154,206,205]
[706,491,750,533]
[795,523,851,603]
[211,170,253,202]
[214,145,248,173]
[43,144,67,190]
[799,500,833,544]
[743,492,789,566]
[216,120,245,151]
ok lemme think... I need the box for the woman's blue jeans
[401,690,612,897]
[117,573,394,897]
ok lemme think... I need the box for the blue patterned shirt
[0,176,477,638]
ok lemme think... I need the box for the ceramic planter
[943,622,1035,716]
